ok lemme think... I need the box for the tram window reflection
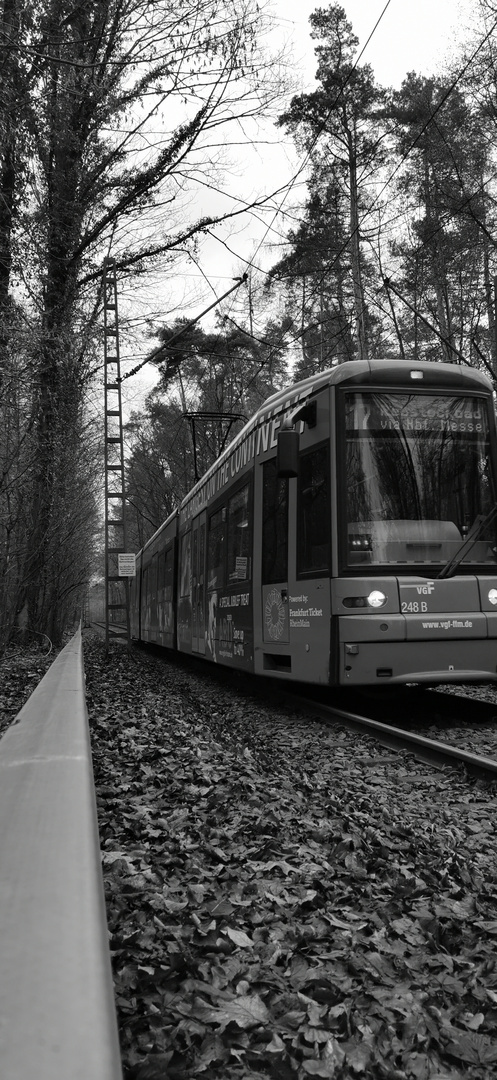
[262,459,288,584]
[207,506,226,589]
[344,392,497,567]
[227,485,251,582]
[298,445,330,575]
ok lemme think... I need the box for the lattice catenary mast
[102,258,132,648]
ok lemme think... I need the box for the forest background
[2,0,497,648]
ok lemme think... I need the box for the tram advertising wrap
[131,360,497,688]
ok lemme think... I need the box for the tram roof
[258,358,493,411]
[179,358,493,507]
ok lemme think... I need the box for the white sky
[174,0,475,305]
[277,0,473,90]
[119,0,477,402]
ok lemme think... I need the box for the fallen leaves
[0,642,56,737]
[194,992,270,1031]
[82,636,497,1080]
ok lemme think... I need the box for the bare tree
[0,0,286,642]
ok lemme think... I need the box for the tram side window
[142,564,149,612]
[142,559,156,622]
[164,546,174,602]
[227,485,251,582]
[157,549,165,594]
[180,531,191,597]
[207,507,226,590]
[298,445,330,574]
[152,553,159,593]
[143,559,155,605]
[262,459,288,584]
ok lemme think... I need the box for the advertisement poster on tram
[205,587,253,669]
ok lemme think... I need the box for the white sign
[118,553,136,577]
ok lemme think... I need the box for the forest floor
[81,635,497,1080]
[3,634,497,1079]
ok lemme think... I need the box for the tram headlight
[367,590,387,608]
[488,588,497,606]
[342,590,388,609]
[349,532,372,551]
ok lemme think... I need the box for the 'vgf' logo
[415,582,435,595]
[404,581,435,595]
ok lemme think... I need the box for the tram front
[334,361,497,686]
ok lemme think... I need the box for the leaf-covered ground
[0,641,58,739]
[81,635,497,1080]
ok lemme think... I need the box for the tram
[130,359,497,687]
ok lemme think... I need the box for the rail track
[98,626,497,785]
[0,627,123,1080]
[287,690,497,783]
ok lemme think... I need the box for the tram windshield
[344,391,497,568]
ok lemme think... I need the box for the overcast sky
[120,0,478,398]
[187,0,476,304]
[276,0,473,90]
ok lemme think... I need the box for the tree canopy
[264,2,497,383]
[0,0,285,645]
[4,0,497,628]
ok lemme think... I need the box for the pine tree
[270,4,388,373]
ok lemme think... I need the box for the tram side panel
[253,387,332,685]
[177,475,255,670]
[158,534,177,649]
[137,516,178,648]
[138,384,334,679]
[177,526,193,654]
[130,551,142,641]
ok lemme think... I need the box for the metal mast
[103,258,131,648]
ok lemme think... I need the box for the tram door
[192,514,206,654]
[261,460,290,646]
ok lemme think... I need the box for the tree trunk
[347,129,368,362]
[0,0,21,381]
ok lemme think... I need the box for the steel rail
[125,642,497,782]
[0,627,122,1080]
[290,694,497,782]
